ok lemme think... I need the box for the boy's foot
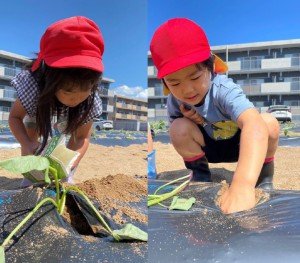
[190,170,212,182]
[256,161,274,190]
[184,154,212,182]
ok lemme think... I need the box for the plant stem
[58,184,66,215]
[49,166,60,205]
[154,174,190,195]
[148,178,190,207]
[1,197,57,248]
[65,186,120,241]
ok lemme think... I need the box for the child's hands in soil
[218,182,256,214]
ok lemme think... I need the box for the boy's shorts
[198,125,241,163]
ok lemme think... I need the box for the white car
[267,105,292,122]
[93,119,113,131]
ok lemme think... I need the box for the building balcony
[115,112,147,121]
[148,87,166,98]
[0,106,10,112]
[98,88,114,97]
[116,102,133,110]
[240,81,300,96]
[102,104,114,113]
[132,104,140,110]
[116,112,132,120]
[0,107,10,121]
[148,66,158,78]
[0,66,22,79]
[140,106,147,112]
[228,57,300,74]
[132,104,148,112]
[148,108,168,118]
[0,87,17,101]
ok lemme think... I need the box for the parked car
[267,105,292,122]
[93,119,113,131]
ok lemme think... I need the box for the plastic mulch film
[148,180,300,263]
[0,187,147,263]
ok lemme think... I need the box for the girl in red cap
[9,16,105,186]
[150,18,280,214]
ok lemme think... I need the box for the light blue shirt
[167,74,255,140]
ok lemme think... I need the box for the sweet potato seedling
[0,155,147,263]
[148,174,191,207]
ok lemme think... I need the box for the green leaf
[0,156,49,174]
[0,246,5,263]
[169,196,196,211]
[112,224,148,241]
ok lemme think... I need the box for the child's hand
[21,141,41,156]
[180,104,204,125]
[218,182,256,214]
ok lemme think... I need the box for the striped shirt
[11,70,102,125]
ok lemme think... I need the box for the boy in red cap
[150,18,280,214]
[9,16,104,185]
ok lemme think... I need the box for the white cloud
[112,85,147,101]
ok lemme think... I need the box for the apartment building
[0,50,114,122]
[148,39,300,122]
[97,77,115,120]
[112,95,147,122]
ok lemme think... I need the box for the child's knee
[169,117,198,143]
[261,113,280,141]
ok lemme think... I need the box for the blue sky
[0,0,147,100]
[1,1,300,102]
[148,0,300,46]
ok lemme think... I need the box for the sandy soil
[1,141,300,190]
[0,143,147,189]
[153,142,300,191]
[0,143,148,238]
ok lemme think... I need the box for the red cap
[32,16,104,72]
[150,18,227,79]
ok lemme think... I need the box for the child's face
[164,64,210,105]
[55,88,91,108]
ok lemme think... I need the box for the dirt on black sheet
[215,180,270,208]
[62,174,147,235]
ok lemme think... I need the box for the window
[284,77,300,91]
[238,56,264,70]
[154,83,163,96]
[284,53,300,66]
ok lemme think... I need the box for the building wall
[148,39,300,122]
[113,95,148,122]
[0,52,27,122]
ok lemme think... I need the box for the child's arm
[179,104,205,125]
[67,120,93,169]
[219,108,269,214]
[9,99,40,156]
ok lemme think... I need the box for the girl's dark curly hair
[25,60,102,154]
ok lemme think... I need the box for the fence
[113,120,147,131]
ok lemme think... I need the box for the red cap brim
[44,55,104,72]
